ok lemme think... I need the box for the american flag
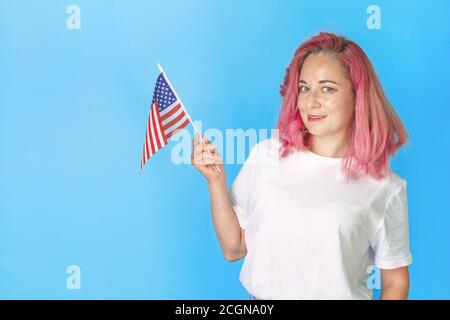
[139,65,192,173]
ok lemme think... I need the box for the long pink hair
[275,32,409,180]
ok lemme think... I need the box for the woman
[191,32,412,300]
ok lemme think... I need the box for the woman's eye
[322,86,336,94]
[299,85,309,93]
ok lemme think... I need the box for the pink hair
[275,32,409,180]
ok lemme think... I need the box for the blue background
[1,0,449,299]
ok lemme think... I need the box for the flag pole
[157,63,221,173]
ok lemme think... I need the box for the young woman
[191,32,412,300]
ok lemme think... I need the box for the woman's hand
[191,132,225,184]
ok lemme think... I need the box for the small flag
[139,64,192,173]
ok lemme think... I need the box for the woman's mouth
[307,115,327,122]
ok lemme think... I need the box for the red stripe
[154,104,168,145]
[166,118,190,139]
[145,113,151,159]
[160,103,181,122]
[148,112,155,154]
[162,110,186,131]
[144,134,149,161]
[144,127,150,160]
[151,105,162,150]
[142,145,146,167]
[142,108,152,168]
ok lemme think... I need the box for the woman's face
[297,52,354,140]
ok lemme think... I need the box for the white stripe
[146,104,155,158]
[161,104,183,126]
[146,125,152,157]
[153,105,166,147]
[164,112,188,136]
[149,108,159,153]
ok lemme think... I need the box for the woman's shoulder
[385,171,407,196]
[370,170,408,207]
[388,171,407,186]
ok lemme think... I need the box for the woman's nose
[307,90,321,109]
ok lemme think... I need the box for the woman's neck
[310,135,348,158]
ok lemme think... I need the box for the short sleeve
[228,144,260,230]
[370,183,413,269]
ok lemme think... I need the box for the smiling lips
[308,115,327,121]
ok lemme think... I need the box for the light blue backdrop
[1,0,449,299]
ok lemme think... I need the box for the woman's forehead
[300,53,348,81]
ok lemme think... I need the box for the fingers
[193,153,223,166]
[191,148,222,165]
[192,149,219,164]
[192,134,216,152]
[192,144,219,161]
[198,143,217,154]
[191,133,224,166]
[192,132,208,150]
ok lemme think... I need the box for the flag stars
[151,75,178,111]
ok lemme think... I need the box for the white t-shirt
[229,137,412,300]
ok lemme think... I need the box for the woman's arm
[379,266,410,299]
[191,132,247,262]
[208,180,247,262]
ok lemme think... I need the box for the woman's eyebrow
[319,80,339,85]
[299,79,339,85]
